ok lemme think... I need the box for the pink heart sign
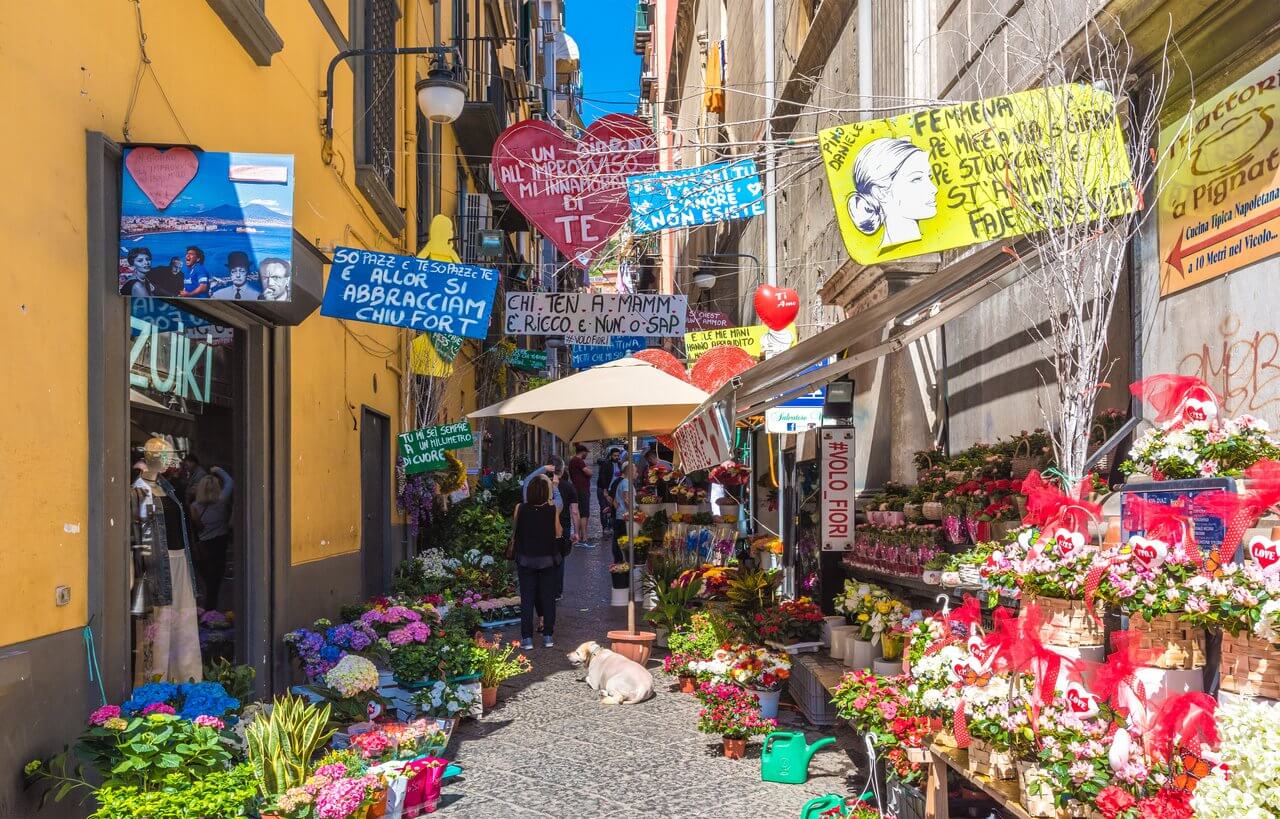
[1249,535,1280,574]
[125,146,199,210]
[492,115,657,269]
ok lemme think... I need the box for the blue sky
[566,0,641,123]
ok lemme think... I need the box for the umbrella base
[607,630,657,665]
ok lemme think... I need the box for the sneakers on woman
[543,635,555,648]
[521,638,534,650]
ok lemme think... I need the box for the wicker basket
[1033,596,1105,647]
[1220,630,1280,698]
[1129,612,1205,669]
[922,501,944,520]
[945,469,968,483]
[1012,437,1039,479]
[968,738,1017,780]
[1016,761,1058,818]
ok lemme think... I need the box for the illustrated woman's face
[886,152,937,220]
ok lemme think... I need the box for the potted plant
[752,597,824,645]
[608,562,632,606]
[475,636,532,710]
[245,695,336,810]
[695,682,776,759]
[666,613,729,692]
[921,553,949,585]
[724,644,792,719]
[646,569,704,645]
[303,654,386,727]
[961,674,1032,781]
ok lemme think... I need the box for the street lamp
[691,268,718,290]
[323,45,465,147]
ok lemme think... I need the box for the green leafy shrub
[90,764,255,819]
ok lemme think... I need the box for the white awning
[688,242,1034,424]
[554,31,580,66]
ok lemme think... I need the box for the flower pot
[1129,611,1205,669]
[722,736,747,759]
[848,637,876,670]
[821,615,845,646]
[1031,595,1105,647]
[481,686,498,709]
[610,570,630,589]
[403,758,447,816]
[921,501,943,521]
[967,738,1016,780]
[608,629,657,665]
[872,657,901,676]
[610,587,630,606]
[1017,760,1058,818]
[679,675,697,694]
[753,687,781,720]
[886,511,906,526]
[828,625,856,659]
[921,569,942,585]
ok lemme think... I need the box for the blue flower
[320,644,342,663]
[121,682,179,715]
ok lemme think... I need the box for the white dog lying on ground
[566,641,655,704]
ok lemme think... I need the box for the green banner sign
[398,421,475,475]
[507,348,547,372]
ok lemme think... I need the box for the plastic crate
[788,655,839,726]
[885,779,926,819]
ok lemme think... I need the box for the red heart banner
[753,284,800,331]
[1249,535,1280,574]
[125,146,199,210]
[492,114,657,269]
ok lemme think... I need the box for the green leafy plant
[646,573,705,634]
[725,568,780,616]
[244,695,334,799]
[89,763,256,819]
[476,635,533,687]
[203,658,256,706]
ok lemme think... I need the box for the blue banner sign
[571,336,646,369]
[320,246,499,339]
[627,159,765,234]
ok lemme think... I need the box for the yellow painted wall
[0,0,466,641]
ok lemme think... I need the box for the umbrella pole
[627,406,636,635]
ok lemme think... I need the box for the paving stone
[437,535,864,817]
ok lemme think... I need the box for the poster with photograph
[120,148,295,301]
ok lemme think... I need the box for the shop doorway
[360,407,392,598]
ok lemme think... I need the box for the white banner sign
[504,292,688,337]
[820,428,855,551]
[673,406,731,472]
[765,406,824,434]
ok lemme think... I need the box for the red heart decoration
[690,345,756,393]
[1250,536,1280,573]
[1053,529,1084,558]
[1129,536,1168,570]
[1064,685,1098,717]
[125,147,199,210]
[753,285,800,331]
[492,115,656,269]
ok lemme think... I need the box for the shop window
[127,298,244,682]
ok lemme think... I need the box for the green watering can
[761,731,837,784]
[799,792,876,819]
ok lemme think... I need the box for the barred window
[356,0,397,194]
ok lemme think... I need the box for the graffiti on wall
[1179,315,1280,417]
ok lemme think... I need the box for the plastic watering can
[761,731,837,784]
[799,794,846,818]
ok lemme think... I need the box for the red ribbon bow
[1129,375,1220,429]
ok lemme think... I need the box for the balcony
[633,3,652,55]
[452,37,509,163]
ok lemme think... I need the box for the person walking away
[522,455,564,508]
[567,443,593,547]
[190,466,234,609]
[611,462,636,563]
[550,469,577,603]
[510,475,561,649]
[596,447,621,545]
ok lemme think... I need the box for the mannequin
[133,436,203,684]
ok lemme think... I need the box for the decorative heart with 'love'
[1053,528,1086,558]
[1129,536,1169,571]
[1249,536,1280,574]
[967,636,995,672]
[1179,396,1217,424]
[125,146,199,210]
[492,114,656,270]
[753,284,800,331]
[1064,684,1099,718]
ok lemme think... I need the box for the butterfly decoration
[960,667,993,687]
[1170,751,1213,794]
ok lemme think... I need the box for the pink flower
[193,715,225,730]
[141,703,176,716]
[852,696,869,711]
[89,705,122,726]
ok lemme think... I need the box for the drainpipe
[858,0,872,114]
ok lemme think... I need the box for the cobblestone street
[440,536,863,818]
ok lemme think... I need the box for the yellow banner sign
[818,84,1135,265]
[684,324,798,362]
[1158,53,1280,296]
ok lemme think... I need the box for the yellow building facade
[0,0,536,810]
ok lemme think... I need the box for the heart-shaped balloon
[125,146,199,210]
[492,115,656,269]
[1052,528,1086,558]
[1063,684,1099,718]
[1129,535,1169,571]
[1249,535,1280,574]
[753,284,800,331]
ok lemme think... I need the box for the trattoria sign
[820,428,856,551]
[398,421,475,475]
[504,292,688,337]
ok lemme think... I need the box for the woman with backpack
[508,474,562,650]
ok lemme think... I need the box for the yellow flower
[103,717,128,731]
[857,613,870,622]
[875,601,891,614]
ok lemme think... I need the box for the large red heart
[753,285,800,331]
[492,115,656,269]
[1250,536,1280,574]
[125,147,199,210]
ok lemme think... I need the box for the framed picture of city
[119,148,295,302]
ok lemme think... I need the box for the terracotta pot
[722,736,746,759]
[608,629,657,665]
[481,685,498,709]
[679,674,697,694]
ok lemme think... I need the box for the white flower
[1192,699,1280,818]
